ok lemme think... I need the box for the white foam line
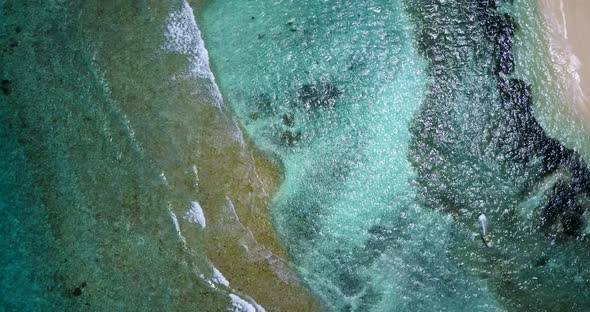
[211,266,230,287]
[192,164,199,189]
[167,203,187,244]
[225,196,245,230]
[230,121,247,150]
[163,0,223,108]
[94,66,144,156]
[242,295,267,312]
[183,201,206,228]
[229,294,266,312]
[159,172,170,187]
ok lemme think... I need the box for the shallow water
[201,0,590,311]
[3,0,590,311]
[1,1,230,310]
[1,0,313,311]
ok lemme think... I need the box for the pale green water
[3,0,590,311]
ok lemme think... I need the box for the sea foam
[163,0,223,107]
[183,201,206,228]
[229,294,266,312]
[211,266,230,287]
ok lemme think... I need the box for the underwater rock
[411,0,590,243]
[248,112,259,120]
[568,159,590,191]
[478,3,515,41]
[540,141,570,173]
[476,2,499,38]
[542,181,575,227]
[474,0,498,13]
[498,0,514,5]
[495,44,514,75]
[71,288,82,297]
[282,112,295,127]
[534,256,549,267]
[561,211,585,237]
[364,225,401,259]
[495,78,580,173]
[70,282,87,297]
[476,0,516,75]
[287,19,297,32]
[493,79,547,163]
[540,180,589,237]
[296,81,342,110]
[279,130,302,147]
[337,269,365,296]
[253,92,274,116]
[493,15,516,75]
[496,78,586,200]
[1,79,12,95]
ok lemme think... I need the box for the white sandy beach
[538,0,590,126]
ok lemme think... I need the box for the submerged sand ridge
[78,1,320,310]
[0,0,319,310]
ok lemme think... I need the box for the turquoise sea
[3,0,590,311]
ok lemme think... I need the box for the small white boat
[478,214,493,247]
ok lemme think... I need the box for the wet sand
[538,0,590,126]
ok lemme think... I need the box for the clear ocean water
[3,0,590,311]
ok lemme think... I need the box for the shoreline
[537,0,590,127]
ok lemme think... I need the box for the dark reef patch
[282,112,295,127]
[541,180,588,237]
[249,80,344,149]
[1,79,12,95]
[337,269,365,296]
[279,130,302,147]
[406,0,590,306]
[407,0,590,239]
[70,282,87,297]
[476,2,517,75]
[295,80,342,110]
[253,92,275,116]
[493,77,575,171]
[286,20,297,32]
[363,224,402,261]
